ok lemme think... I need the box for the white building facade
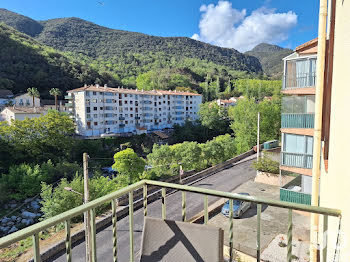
[66,85,202,137]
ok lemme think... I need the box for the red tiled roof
[68,85,201,96]
[295,38,318,52]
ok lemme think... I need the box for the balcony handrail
[281,113,315,115]
[0,179,341,262]
[281,151,313,157]
[143,180,340,217]
[0,180,144,248]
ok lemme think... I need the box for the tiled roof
[67,85,201,96]
[295,38,318,52]
[2,107,46,114]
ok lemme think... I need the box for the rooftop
[67,85,202,97]
[2,107,46,114]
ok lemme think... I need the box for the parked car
[221,193,251,218]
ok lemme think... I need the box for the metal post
[257,112,260,162]
[83,153,92,262]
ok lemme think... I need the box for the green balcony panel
[281,113,315,129]
[280,188,311,205]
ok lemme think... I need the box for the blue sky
[1,0,319,51]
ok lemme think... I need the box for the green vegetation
[0,110,75,164]
[252,153,280,174]
[245,43,293,79]
[0,23,119,97]
[0,9,265,97]
[40,175,120,221]
[233,79,282,100]
[26,87,39,107]
[198,102,230,135]
[228,97,281,154]
[0,161,81,201]
[112,148,146,185]
[147,134,236,178]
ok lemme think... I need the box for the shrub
[0,160,81,200]
[40,175,121,222]
[252,153,280,174]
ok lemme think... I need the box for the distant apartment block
[279,38,317,205]
[66,85,202,136]
[0,107,47,124]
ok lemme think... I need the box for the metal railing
[283,72,316,89]
[0,180,341,262]
[281,113,315,129]
[282,152,313,169]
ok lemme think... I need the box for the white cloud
[191,1,297,52]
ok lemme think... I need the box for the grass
[0,231,51,262]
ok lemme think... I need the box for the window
[100,107,103,110]
[94,114,98,118]
[94,122,98,126]
[86,107,91,113]
[93,107,97,111]
[100,92,103,95]
[93,92,97,95]
[86,91,90,96]
[92,99,97,103]
[124,94,127,97]
[283,134,313,154]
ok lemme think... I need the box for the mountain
[0,9,262,73]
[245,43,293,79]
[0,23,119,97]
[0,8,266,97]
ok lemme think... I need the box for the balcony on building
[282,56,317,95]
[280,175,312,205]
[65,94,73,100]
[119,116,125,120]
[0,180,340,262]
[281,133,313,176]
[281,95,315,134]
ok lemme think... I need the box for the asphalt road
[51,155,256,262]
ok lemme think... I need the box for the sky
[0,0,319,52]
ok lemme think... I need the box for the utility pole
[83,153,92,262]
[257,112,260,162]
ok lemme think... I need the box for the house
[216,99,235,107]
[65,84,202,137]
[0,107,47,124]
[13,93,40,108]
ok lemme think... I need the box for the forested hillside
[245,43,293,79]
[0,23,119,97]
[0,8,268,96]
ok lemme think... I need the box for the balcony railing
[281,113,315,129]
[65,102,73,107]
[280,176,311,205]
[282,72,316,90]
[0,180,340,262]
[281,152,313,169]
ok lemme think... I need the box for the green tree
[112,148,146,185]
[27,87,40,107]
[229,98,259,154]
[229,97,281,154]
[0,110,75,164]
[198,102,230,135]
[49,88,61,110]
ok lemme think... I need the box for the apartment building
[279,39,317,204]
[66,85,202,136]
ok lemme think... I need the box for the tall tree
[49,88,62,110]
[27,87,40,107]
[112,148,146,185]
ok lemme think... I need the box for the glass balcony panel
[283,58,317,89]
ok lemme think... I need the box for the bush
[252,153,280,174]
[0,160,81,200]
[40,175,121,222]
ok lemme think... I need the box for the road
[50,155,256,262]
